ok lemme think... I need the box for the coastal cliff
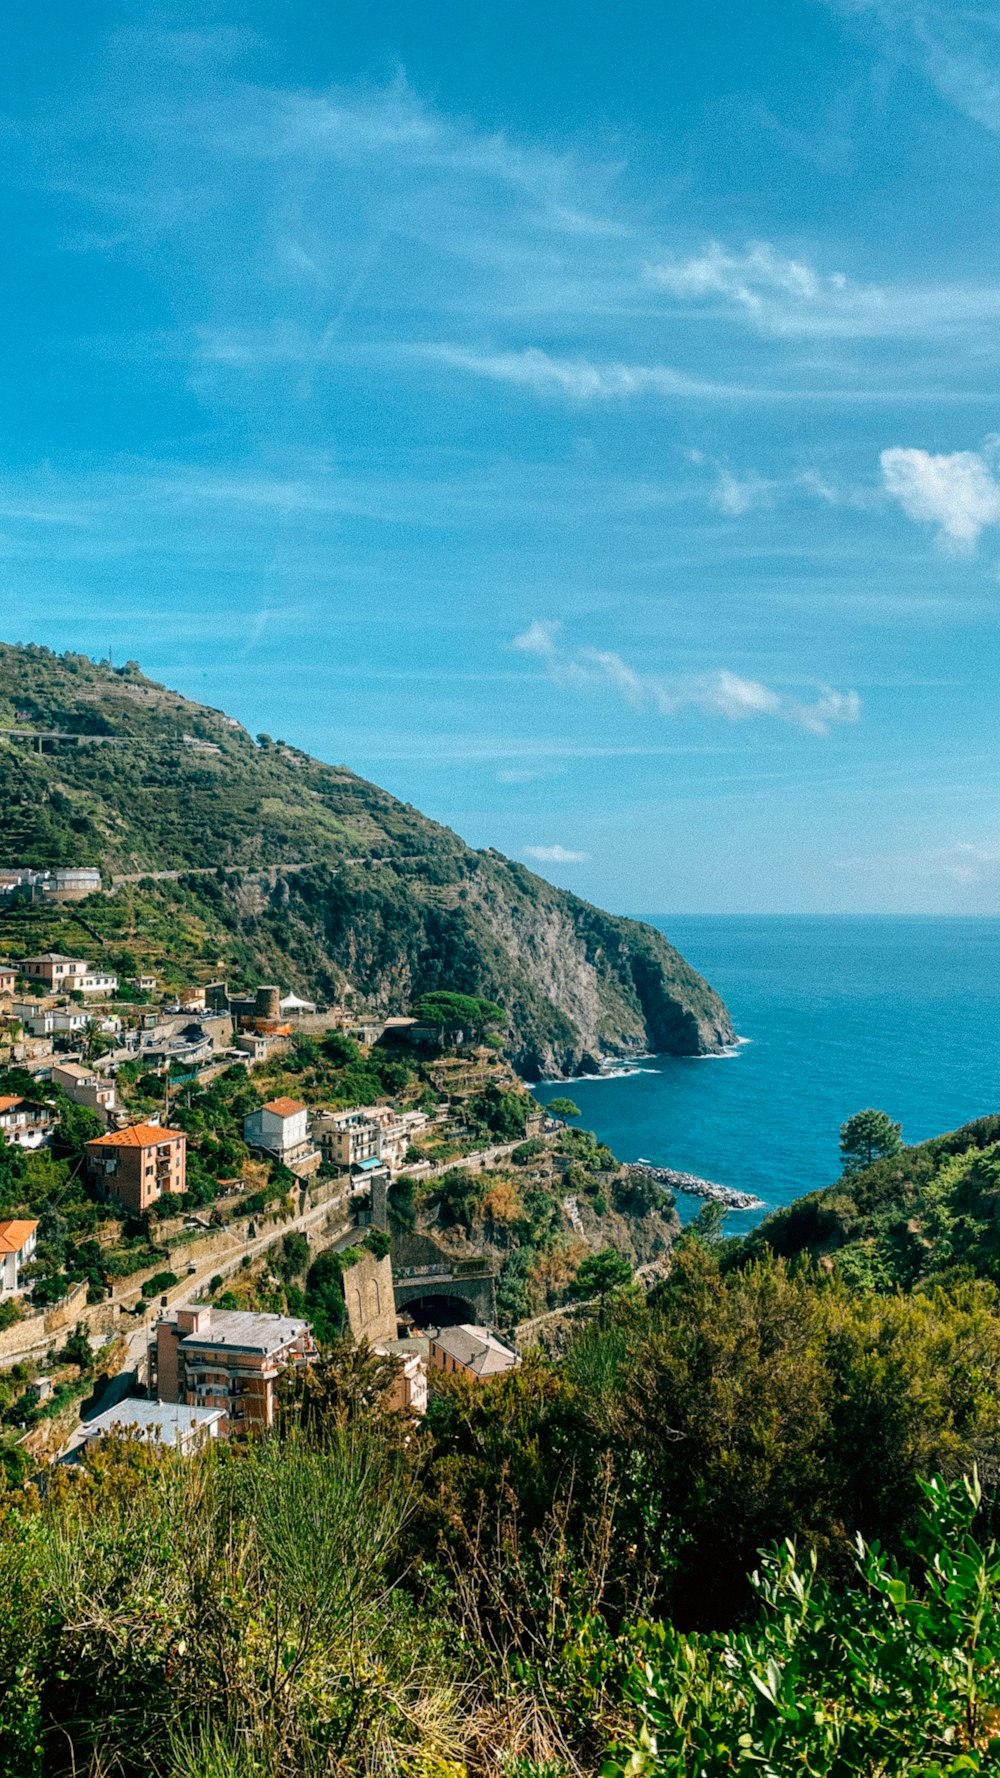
[0,643,734,1076]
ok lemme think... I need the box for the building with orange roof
[0,1218,38,1297]
[85,1123,187,1216]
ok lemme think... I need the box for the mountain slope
[0,644,734,1075]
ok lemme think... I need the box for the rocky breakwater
[631,1162,764,1213]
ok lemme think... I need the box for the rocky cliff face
[0,642,734,1076]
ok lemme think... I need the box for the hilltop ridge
[0,643,734,1076]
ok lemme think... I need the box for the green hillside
[745,1112,1000,1289]
[0,644,733,1075]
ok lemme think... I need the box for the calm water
[533,917,1000,1234]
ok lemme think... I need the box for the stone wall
[343,1253,397,1345]
[19,1335,129,1463]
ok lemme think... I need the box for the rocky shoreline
[632,1162,765,1213]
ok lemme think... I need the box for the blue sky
[4,1,1000,913]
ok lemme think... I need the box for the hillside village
[0,914,678,1479]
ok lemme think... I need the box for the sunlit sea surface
[531,917,1000,1234]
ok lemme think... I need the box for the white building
[0,1096,55,1149]
[0,1219,38,1296]
[16,954,117,996]
[243,1097,316,1165]
[79,1397,225,1454]
[73,970,119,997]
[13,1002,90,1039]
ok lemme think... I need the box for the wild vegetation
[746,1110,1000,1292]
[7,1226,1000,1774]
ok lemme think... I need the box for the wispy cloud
[648,240,854,316]
[697,457,875,517]
[834,838,1000,888]
[647,236,1000,342]
[523,843,589,863]
[423,345,745,401]
[513,621,861,736]
[425,342,1000,407]
[880,447,1000,552]
[824,2,1000,138]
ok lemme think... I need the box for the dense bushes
[7,1240,1000,1773]
[608,1471,1000,1776]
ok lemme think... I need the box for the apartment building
[315,1106,383,1170]
[0,1219,38,1296]
[152,1305,318,1432]
[314,1104,427,1175]
[85,1123,187,1215]
[373,1106,428,1170]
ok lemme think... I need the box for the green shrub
[141,1270,178,1298]
[608,1472,1000,1777]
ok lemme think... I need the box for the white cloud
[704,461,877,517]
[644,239,888,339]
[512,622,861,736]
[649,240,842,310]
[646,236,1000,344]
[713,469,775,516]
[880,447,1000,552]
[523,844,589,863]
[424,345,742,402]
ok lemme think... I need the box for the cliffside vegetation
[744,1111,1000,1292]
[0,643,733,1075]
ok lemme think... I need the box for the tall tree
[839,1107,902,1175]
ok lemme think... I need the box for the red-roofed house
[0,1219,38,1297]
[85,1123,187,1216]
[243,1097,315,1166]
[0,1096,56,1150]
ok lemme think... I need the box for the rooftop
[432,1324,520,1377]
[88,1122,185,1149]
[173,1307,310,1356]
[21,953,89,965]
[0,1218,38,1253]
[82,1399,224,1445]
[260,1097,307,1118]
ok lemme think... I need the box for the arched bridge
[392,1260,497,1328]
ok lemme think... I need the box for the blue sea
[532,917,1000,1235]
